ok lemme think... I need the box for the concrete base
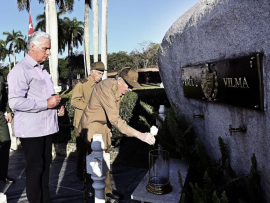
[131,158,189,203]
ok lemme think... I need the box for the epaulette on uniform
[79,78,88,84]
[112,84,118,94]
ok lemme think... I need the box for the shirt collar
[87,75,96,87]
[25,54,44,69]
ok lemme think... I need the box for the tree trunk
[101,0,108,79]
[93,0,99,62]
[84,0,91,76]
[69,34,74,87]
[83,38,87,78]
[45,0,59,91]
[8,54,11,72]
[12,42,16,67]
[45,3,51,72]
[13,50,16,67]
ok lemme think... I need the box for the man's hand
[47,95,61,109]
[58,105,65,116]
[6,113,13,123]
[134,132,156,145]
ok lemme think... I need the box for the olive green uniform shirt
[71,76,95,129]
[78,78,137,148]
[0,75,12,143]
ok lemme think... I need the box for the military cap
[118,67,141,88]
[91,62,105,71]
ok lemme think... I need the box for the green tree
[35,11,46,32]
[69,53,85,76]
[63,17,84,57]
[3,30,25,67]
[58,58,69,79]
[107,51,133,72]
[148,43,160,66]
[0,64,10,79]
[17,0,75,88]
[130,41,160,69]
[130,51,141,69]
[63,17,84,85]
[0,40,7,62]
[35,10,67,54]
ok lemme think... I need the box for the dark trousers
[20,135,53,203]
[75,127,92,177]
[0,111,11,178]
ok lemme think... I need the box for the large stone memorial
[158,0,270,201]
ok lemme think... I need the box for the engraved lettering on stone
[183,77,197,87]
[234,78,241,88]
[223,77,249,88]
[243,77,249,88]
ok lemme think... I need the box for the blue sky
[0,0,199,64]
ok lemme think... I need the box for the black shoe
[0,176,16,184]
[106,191,122,200]
[106,199,118,203]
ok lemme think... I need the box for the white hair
[27,31,51,51]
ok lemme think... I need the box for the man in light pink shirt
[8,31,64,203]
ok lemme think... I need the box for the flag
[28,10,34,36]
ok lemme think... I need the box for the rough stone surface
[158,0,270,201]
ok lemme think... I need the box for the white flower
[150,126,158,136]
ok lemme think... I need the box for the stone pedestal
[87,134,110,203]
[132,158,189,203]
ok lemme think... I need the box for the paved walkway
[0,149,147,203]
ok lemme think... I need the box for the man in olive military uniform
[0,73,15,184]
[71,62,105,180]
[78,68,155,202]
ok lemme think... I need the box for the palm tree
[35,10,66,54]
[17,0,75,90]
[63,17,84,85]
[22,35,28,56]
[0,40,7,62]
[84,0,91,77]
[35,11,46,32]
[93,0,99,63]
[101,0,108,79]
[3,30,25,67]
[45,0,59,88]
[46,0,74,89]
[63,17,84,57]
[16,0,31,12]
[57,11,68,55]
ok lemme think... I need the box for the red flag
[28,11,34,36]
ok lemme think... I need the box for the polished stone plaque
[182,54,264,111]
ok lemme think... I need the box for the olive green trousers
[0,111,11,178]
